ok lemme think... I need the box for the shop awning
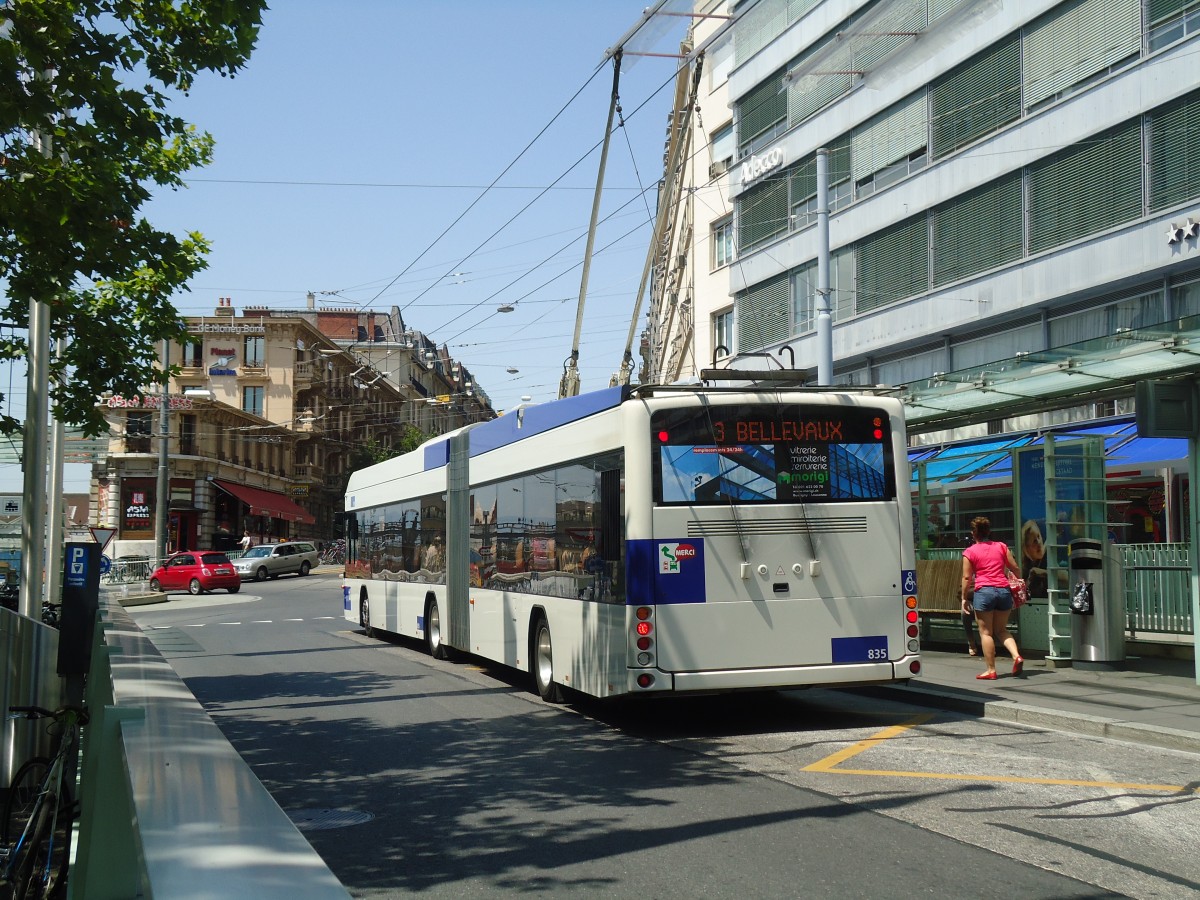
[910,418,1190,484]
[213,480,315,525]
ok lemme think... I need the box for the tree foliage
[348,426,431,474]
[0,0,266,436]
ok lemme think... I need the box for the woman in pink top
[961,516,1024,680]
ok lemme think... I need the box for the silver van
[233,542,320,582]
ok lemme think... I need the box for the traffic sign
[89,527,117,550]
[99,555,112,575]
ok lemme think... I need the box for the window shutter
[735,0,787,66]
[930,0,969,22]
[1022,0,1140,109]
[857,216,928,312]
[1149,89,1200,211]
[1029,121,1141,253]
[852,92,928,182]
[737,70,787,153]
[851,0,927,73]
[790,141,851,208]
[737,174,789,250]
[932,173,1023,286]
[930,34,1020,157]
[1149,0,1200,25]
[735,274,791,352]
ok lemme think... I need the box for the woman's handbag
[1007,574,1029,608]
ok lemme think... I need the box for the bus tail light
[906,624,918,638]
[636,673,655,688]
[633,607,654,668]
[909,660,921,675]
[905,609,918,623]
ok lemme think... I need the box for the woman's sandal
[968,647,978,657]
[1012,656,1025,676]
[976,671,998,680]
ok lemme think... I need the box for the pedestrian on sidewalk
[962,534,981,657]
[961,516,1024,680]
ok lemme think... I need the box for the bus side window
[599,469,621,562]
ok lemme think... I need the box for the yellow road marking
[804,714,933,772]
[804,713,1200,794]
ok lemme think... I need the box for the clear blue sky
[2,1,692,493]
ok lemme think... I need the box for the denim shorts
[973,586,1014,613]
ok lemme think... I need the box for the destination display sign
[651,404,894,505]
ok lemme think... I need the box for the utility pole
[18,106,53,619]
[46,336,67,609]
[155,339,170,563]
[816,147,833,385]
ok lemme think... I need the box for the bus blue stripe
[467,386,628,457]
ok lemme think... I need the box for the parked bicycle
[319,539,346,566]
[1,705,88,899]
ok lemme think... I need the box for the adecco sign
[741,145,785,186]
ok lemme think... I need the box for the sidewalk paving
[865,647,1200,754]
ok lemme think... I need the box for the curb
[852,682,1200,755]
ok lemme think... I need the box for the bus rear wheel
[532,615,563,703]
[425,597,447,660]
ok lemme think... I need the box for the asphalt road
[130,574,1199,898]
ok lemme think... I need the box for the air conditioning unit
[709,159,729,179]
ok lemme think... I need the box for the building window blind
[734,0,787,66]
[735,274,791,352]
[857,216,928,312]
[736,69,788,154]
[1029,121,1141,253]
[1022,0,1140,110]
[851,92,928,183]
[930,34,1020,158]
[708,35,733,89]
[1149,0,1200,26]
[786,29,852,128]
[1149,89,1200,211]
[737,174,789,250]
[789,142,851,208]
[931,173,1023,286]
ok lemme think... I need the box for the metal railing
[921,541,1194,637]
[100,556,154,585]
[1120,542,1193,636]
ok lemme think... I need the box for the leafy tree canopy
[348,426,431,475]
[0,0,267,436]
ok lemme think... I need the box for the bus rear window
[651,404,895,505]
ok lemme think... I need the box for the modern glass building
[646,0,1200,543]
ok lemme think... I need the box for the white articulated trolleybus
[342,384,922,700]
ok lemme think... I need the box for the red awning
[213,480,315,525]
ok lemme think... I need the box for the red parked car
[149,551,241,595]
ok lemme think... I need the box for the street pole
[816,147,832,386]
[46,336,67,609]
[19,300,49,619]
[18,113,54,619]
[155,339,170,564]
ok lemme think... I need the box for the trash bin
[1068,538,1126,669]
